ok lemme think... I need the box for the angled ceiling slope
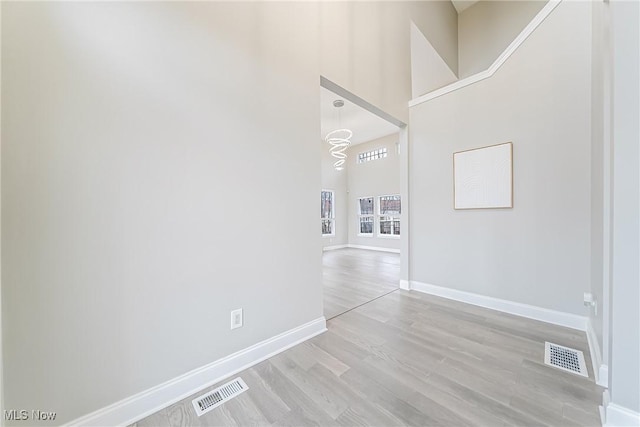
[451,1,479,14]
[410,22,458,98]
[320,86,398,146]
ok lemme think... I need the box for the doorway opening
[319,77,408,320]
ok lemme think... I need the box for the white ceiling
[320,86,398,146]
[451,0,479,14]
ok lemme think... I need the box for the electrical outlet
[230,309,243,330]
[583,293,598,315]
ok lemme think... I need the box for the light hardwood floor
[134,289,603,427]
[322,248,399,319]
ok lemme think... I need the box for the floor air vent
[192,377,248,417]
[544,342,588,377]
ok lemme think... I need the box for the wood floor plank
[136,249,603,427]
[253,361,335,426]
[241,367,291,424]
[322,248,399,319]
[269,354,349,419]
[306,364,402,427]
[339,366,439,426]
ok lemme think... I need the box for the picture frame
[453,142,513,210]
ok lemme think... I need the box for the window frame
[357,147,388,164]
[357,196,375,237]
[378,194,401,239]
[321,189,335,237]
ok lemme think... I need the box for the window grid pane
[321,191,334,219]
[321,191,335,235]
[379,195,401,215]
[359,197,374,215]
[378,194,400,236]
[322,219,334,235]
[359,216,374,234]
[379,216,393,235]
[357,147,389,164]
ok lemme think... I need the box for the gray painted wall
[609,0,640,414]
[410,22,458,99]
[589,0,609,370]
[1,2,457,424]
[409,1,459,76]
[320,1,458,122]
[409,1,593,315]
[2,2,325,424]
[458,1,547,78]
[347,135,401,251]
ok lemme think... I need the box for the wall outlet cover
[230,309,243,330]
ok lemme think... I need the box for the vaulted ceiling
[451,0,479,14]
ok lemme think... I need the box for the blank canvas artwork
[454,142,513,209]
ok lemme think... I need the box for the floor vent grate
[544,342,588,377]
[192,377,248,417]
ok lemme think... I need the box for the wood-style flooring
[134,288,603,426]
[322,248,399,319]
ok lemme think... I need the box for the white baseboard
[599,365,609,388]
[601,389,610,426]
[586,318,609,386]
[399,280,410,290]
[606,403,640,426]
[347,244,400,254]
[322,244,400,254]
[322,244,348,251]
[64,317,327,427]
[409,281,587,331]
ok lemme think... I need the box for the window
[321,190,335,236]
[357,197,374,235]
[357,147,387,164]
[379,195,401,236]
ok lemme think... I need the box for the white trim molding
[347,244,400,254]
[322,244,400,254]
[322,244,349,252]
[587,318,609,387]
[605,403,640,426]
[399,280,410,290]
[64,317,327,427]
[601,389,610,427]
[409,0,562,107]
[409,281,587,331]
[599,365,609,388]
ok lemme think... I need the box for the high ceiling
[451,0,479,14]
[320,86,398,146]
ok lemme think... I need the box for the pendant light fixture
[325,99,352,171]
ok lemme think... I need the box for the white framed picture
[453,142,513,210]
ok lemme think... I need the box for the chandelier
[325,99,352,171]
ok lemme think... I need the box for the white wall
[590,0,609,376]
[409,1,592,315]
[410,22,458,98]
[409,1,459,77]
[1,2,324,424]
[347,134,401,251]
[320,1,458,123]
[321,142,348,249]
[0,1,4,419]
[608,0,640,418]
[458,1,547,78]
[1,2,454,424]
